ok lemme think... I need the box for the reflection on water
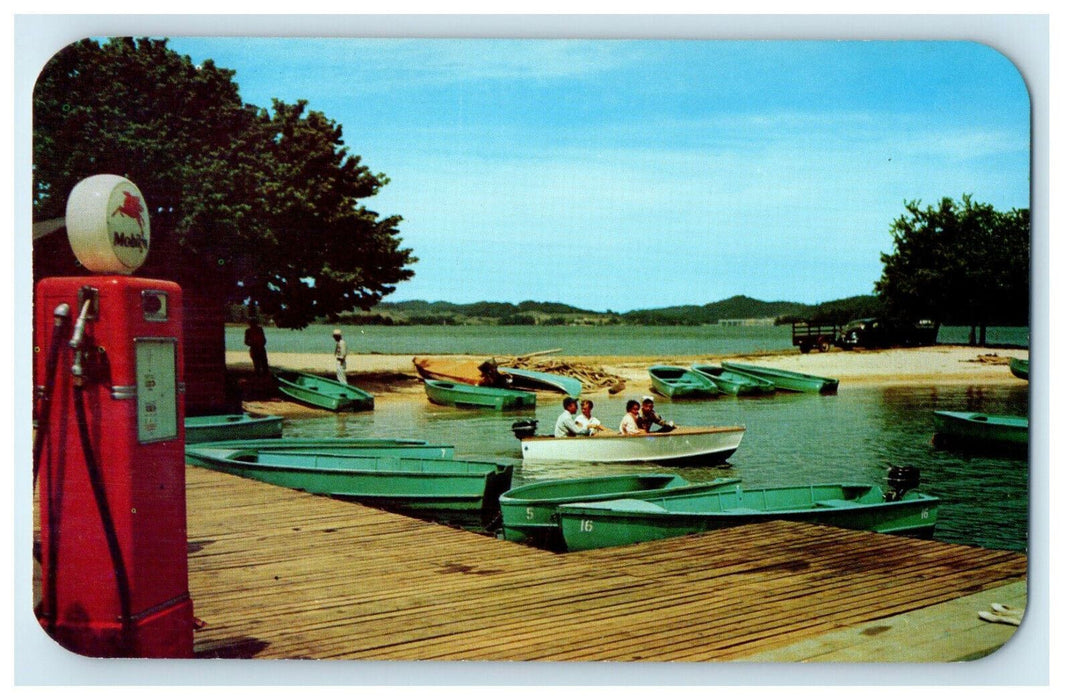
[284,383,1029,552]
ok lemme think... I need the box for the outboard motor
[885,465,921,501]
[511,419,539,440]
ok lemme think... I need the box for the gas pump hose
[32,304,70,486]
[71,383,135,653]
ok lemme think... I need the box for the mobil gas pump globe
[65,174,150,274]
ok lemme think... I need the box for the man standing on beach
[333,328,348,385]
[244,318,269,376]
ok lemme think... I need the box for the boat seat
[814,499,856,508]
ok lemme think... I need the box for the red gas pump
[33,175,193,657]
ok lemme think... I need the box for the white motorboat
[515,425,746,465]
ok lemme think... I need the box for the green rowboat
[558,481,939,551]
[275,369,375,411]
[500,473,741,550]
[647,365,721,398]
[690,364,776,396]
[185,442,512,526]
[424,378,537,410]
[184,413,284,444]
[721,361,839,394]
[185,438,452,467]
[933,411,1028,447]
[1009,357,1029,380]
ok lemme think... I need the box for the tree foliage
[33,37,415,328]
[875,196,1030,336]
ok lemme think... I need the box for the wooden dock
[185,466,1027,662]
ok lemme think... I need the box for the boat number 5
[579,520,594,532]
[526,507,535,520]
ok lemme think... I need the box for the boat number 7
[579,520,594,532]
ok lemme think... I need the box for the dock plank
[185,466,1026,662]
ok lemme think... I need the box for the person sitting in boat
[619,399,644,435]
[576,399,609,433]
[554,397,594,437]
[638,396,675,433]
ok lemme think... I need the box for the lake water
[227,323,1029,357]
[273,382,1030,554]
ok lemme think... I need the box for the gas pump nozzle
[69,298,93,380]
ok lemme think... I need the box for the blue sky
[166,37,1030,312]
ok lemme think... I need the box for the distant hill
[620,295,811,325]
[326,294,885,326]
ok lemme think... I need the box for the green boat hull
[187,444,512,526]
[721,361,839,394]
[500,474,740,550]
[424,379,537,410]
[933,411,1028,446]
[690,364,776,396]
[185,438,452,467]
[184,413,284,444]
[559,483,938,551]
[648,365,721,398]
[1009,357,1029,380]
[275,370,375,411]
[499,367,584,398]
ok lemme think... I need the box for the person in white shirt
[333,328,348,385]
[554,397,593,437]
[619,399,643,435]
[575,399,608,433]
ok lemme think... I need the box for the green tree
[33,37,415,328]
[874,196,1029,345]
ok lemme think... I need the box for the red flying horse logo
[111,190,146,235]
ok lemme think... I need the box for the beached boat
[515,424,746,465]
[499,474,741,549]
[184,437,452,467]
[690,364,776,396]
[721,361,839,394]
[558,480,940,551]
[184,413,284,443]
[1009,357,1029,380]
[412,357,501,386]
[647,365,720,398]
[274,369,375,411]
[185,442,513,525]
[933,411,1028,447]
[499,367,584,398]
[424,378,536,410]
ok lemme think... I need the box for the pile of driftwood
[967,353,1012,365]
[498,349,627,394]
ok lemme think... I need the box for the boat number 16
[578,520,595,532]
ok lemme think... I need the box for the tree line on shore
[225,294,887,327]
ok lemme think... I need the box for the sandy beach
[230,345,1030,415]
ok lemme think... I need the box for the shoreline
[229,345,1029,414]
